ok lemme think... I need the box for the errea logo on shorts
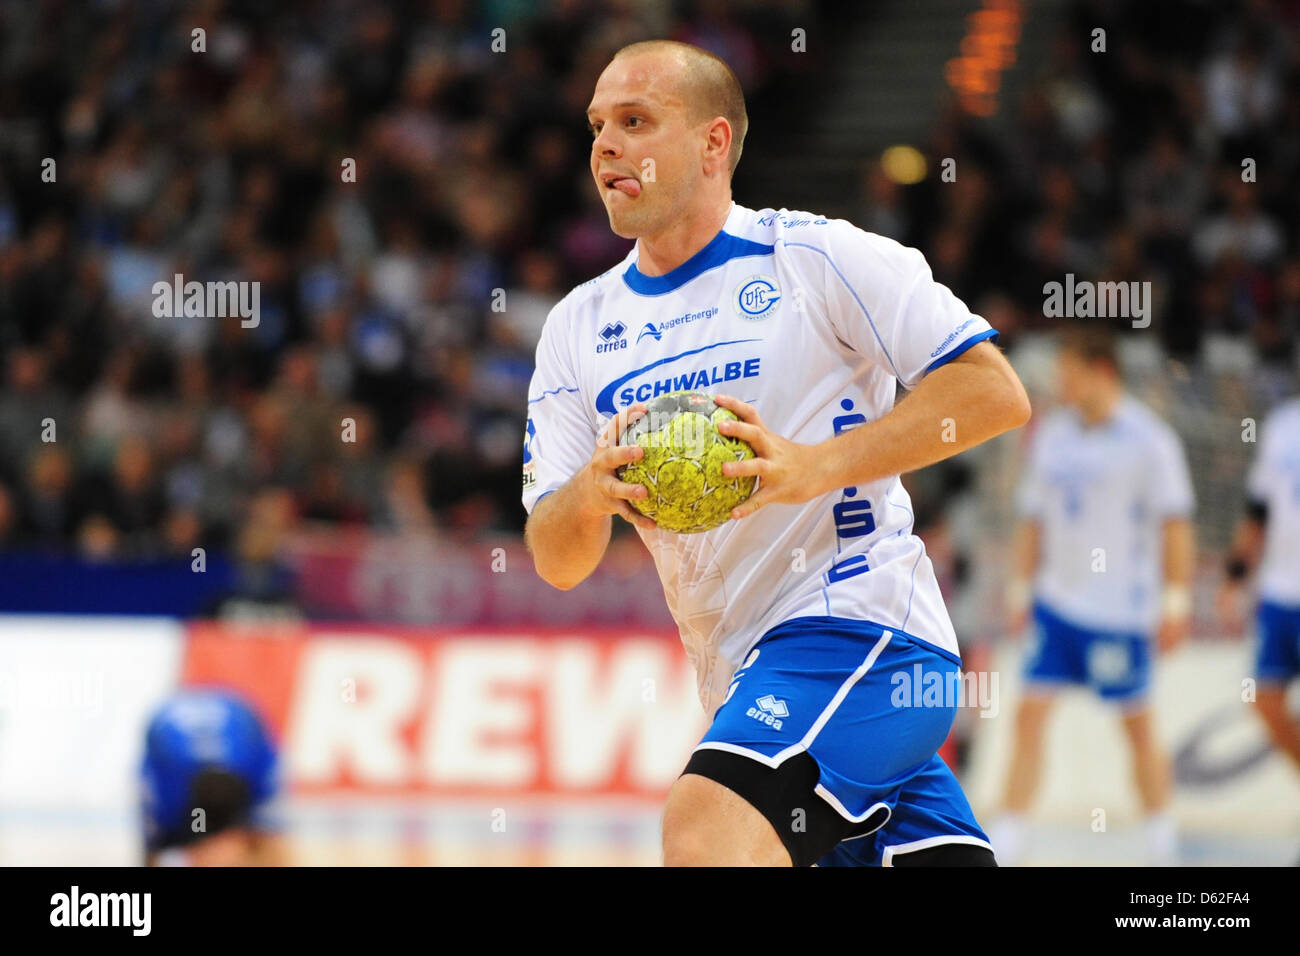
[734,274,780,319]
[747,694,789,730]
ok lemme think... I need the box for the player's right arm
[521,299,655,591]
[1217,415,1273,633]
[1007,519,1041,634]
[1225,506,1267,576]
[525,404,656,591]
[1006,418,1047,634]
[1217,501,1267,632]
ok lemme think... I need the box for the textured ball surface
[616,391,756,534]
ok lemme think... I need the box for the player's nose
[592,127,621,158]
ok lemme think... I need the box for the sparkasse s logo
[734,275,780,319]
[596,321,628,353]
[522,417,537,489]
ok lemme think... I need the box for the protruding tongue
[613,177,641,197]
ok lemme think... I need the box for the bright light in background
[946,0,1024,116]
[880,145,927,185]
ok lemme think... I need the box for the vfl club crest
[734,274,780,319]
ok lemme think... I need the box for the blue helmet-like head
[141,688,278,853]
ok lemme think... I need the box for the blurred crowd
[0,0,805,560]
[1,0,1297,570]
[858,0,1300,381]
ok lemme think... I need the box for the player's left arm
[1157,516,1195,653]
[715,340,1029,518]
[1150,424,1197,652]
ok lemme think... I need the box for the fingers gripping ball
[616,391,756,533]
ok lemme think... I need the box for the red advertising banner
[181,623,706,800]
[285,531,677,628]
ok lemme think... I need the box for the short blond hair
[612,40,748,175]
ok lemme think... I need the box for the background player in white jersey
[523,40,1031,866]
[1218,397,1300,774]
[988,327,1195,865]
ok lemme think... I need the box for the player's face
[187,829,256,865]
[1056,349,1097,407]
[587,54,704,239]
[148,829,284,866]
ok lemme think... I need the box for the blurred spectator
[1202,26,1284,141]
[202,486,301,622]
[1193,175,1285,268]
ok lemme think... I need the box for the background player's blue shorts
[1023,601,1151,704]
[695,615,990,866]
[1255,599,1300,684]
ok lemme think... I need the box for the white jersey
[1016,396,1195,633]
[523,202,996,714]
[1246,398,1300,606]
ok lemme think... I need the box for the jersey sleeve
[522,302,595,515]
[1148,425,1196,518]
[816,221,997,389]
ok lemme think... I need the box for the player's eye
[626,116,643,128]
[588,121,601,137]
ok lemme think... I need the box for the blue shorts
[1023,601,1151,704]
[695,615,991,867]
[1256,600,1300,684]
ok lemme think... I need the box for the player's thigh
[821,753,995,867]
[1118,705,1157,750]
[662,772,790,866]
[1013,689,1056,739]
[1255,682,1292,727]
[686,617,962,866]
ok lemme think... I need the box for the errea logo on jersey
[747,694,789,730]
[597,321,628,353]
[735,275,780,319]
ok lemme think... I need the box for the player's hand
[577,403,658,531]
[1156,614,1189,654]
[1215,583,1248,637]
[713,394,826,519]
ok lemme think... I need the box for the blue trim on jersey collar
[622,231,775,296]
[924,328,999,374]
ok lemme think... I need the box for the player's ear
[703,116,732,175]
